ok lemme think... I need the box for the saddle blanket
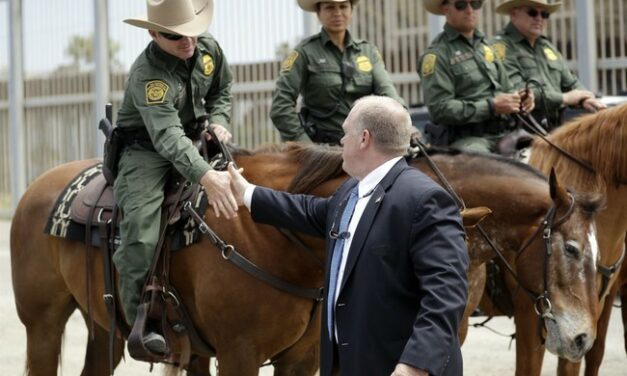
[44,162,206,251]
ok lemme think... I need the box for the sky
[0,0,309,77]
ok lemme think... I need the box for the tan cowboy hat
[424,0,488,15]
[496,0,561,15]
[297,0,360,13]
[125,0,213,37]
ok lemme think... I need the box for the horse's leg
[272,306,321,376]
[187,356,212,376]
[214,350,260,376]
[79,311,125,376]
[460,263,486,344]
[513,296,545,376]
[20,295,76,376]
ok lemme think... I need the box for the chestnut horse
[11,145,602,375]
[527,103,627,376]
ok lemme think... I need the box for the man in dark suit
[228,95,468,375]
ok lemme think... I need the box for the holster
[424,122,449,147]
[298,107,317,140]
[102,127,123,185]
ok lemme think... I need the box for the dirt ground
[1,219,624,375]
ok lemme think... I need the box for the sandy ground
[1,219,625,375]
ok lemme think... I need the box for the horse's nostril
[574,333,588,350]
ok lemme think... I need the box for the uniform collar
[319,28,361,50]
[147,41,188,73]
[505,22,548,46]
[444,23,484,43]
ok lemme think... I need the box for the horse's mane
[231,143,345,193]
[529,103,627,192]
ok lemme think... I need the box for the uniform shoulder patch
[202,54,215,76]
[145,80,169,105]
[543,47,559,61]
[421,53,437,77]
[281,51,299,72]
[492,42,506,61]
[356,55,373,72]
[483,45,495,63]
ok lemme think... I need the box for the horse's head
[513,169,604,361]
[408,151,604,361]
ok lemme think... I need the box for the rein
[515,112,596,175]
[184,201,324,301]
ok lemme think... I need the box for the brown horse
[527,103,627,376]
[11,144,602,375]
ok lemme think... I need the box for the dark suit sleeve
[250,186,329,238]
[399,187,469,374]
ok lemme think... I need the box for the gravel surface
[1,219,624,375]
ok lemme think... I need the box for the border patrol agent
[115,0,238,351]
[270,0,404,145]
[493,0,606,129]
[418,0,535,153]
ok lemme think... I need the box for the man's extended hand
[200,169,238,219]
[390,363,428,376]
[228,162,250,206]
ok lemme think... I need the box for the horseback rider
[492,0,606,129]
[114,0,237,352]
[418,0,535,153]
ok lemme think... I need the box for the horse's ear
[549,168,559,200]
[460,206,492,228]
[549,168,570,207]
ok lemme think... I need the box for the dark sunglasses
[527,8,550,19]
[159,32,184,41]
[452,0,482,11]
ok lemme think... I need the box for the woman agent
[270,0,404,145]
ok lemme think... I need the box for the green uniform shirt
[492,22,585,124]
[270,28,404,142]
[117,32,232,183]
[418,24,512,126]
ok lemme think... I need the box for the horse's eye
[564,241,580,259]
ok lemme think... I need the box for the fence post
[427,14,445,46]
[575,0,597,93]
[94,0,110,157]
[8,0,26,213]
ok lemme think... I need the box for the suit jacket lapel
[338,159,408,293]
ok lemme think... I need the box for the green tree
[65,34,122,70]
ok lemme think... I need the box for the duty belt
[448,119,507,141]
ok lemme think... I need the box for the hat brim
[124,0,213,37]
[496,1,561,15]
[298,0,360,13]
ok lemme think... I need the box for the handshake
[199,163,250,219]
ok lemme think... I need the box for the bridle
[413,142,577,324]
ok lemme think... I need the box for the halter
[413,141,577,322]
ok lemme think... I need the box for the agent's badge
[356,55,373,72]
[544,47,558,61]
[145,80,169,104]
[281,51,299,72]
[483,45,495,63]
[493,42,506,61]
[202,54,215,75]
[421,54,437,76]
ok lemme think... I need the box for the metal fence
[1,0,627,213]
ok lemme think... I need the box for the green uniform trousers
[450,133,505,154]
[112,144,171,325]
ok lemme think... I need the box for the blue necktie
[327,185,359,339]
